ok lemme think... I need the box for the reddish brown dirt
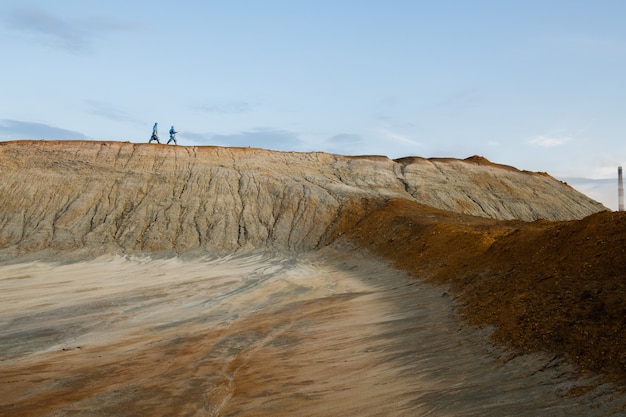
[329,197,626,387]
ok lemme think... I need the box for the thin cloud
[379,129,420,146]
[2,5,137,53]
[4,6,86,51]
[0,119,87,140]
[85,100,141,124]
[322,133,364,154]
[328,133,361,145]
[528,135,572,148]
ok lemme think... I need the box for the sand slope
[2,252,624,417]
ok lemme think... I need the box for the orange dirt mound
[330,198,626,386]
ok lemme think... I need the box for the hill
[1,139,625,404]
[0,140,605,257]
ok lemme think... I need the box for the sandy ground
[1,250,625,416]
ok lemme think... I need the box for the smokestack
[617,167,624,211]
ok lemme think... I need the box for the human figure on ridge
[167,126,178,145]
[149,122,160,143]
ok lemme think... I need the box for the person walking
[149,122,160,143]
[167,126,178,145]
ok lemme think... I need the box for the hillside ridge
[0,140,605,257]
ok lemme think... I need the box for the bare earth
[1,141,626,415]
[2,250,625,417]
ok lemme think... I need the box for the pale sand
[1,249,624,416]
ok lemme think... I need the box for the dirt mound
[0,140,623,387]
[0,140,606,257]
[330,198,626,386]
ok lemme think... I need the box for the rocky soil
[1,139,625,408]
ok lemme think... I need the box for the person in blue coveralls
[149,122,159,143]
[168,126,178,145]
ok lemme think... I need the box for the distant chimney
[617,167,624,211]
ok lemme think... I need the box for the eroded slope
[0,140,605,257]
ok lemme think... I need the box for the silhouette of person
[167,126,178,145]
[149,122,160,143]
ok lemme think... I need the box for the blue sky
[1,1,625,209]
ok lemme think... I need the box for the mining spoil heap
[1,140,626,416]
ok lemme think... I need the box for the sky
[1,1,625,209]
